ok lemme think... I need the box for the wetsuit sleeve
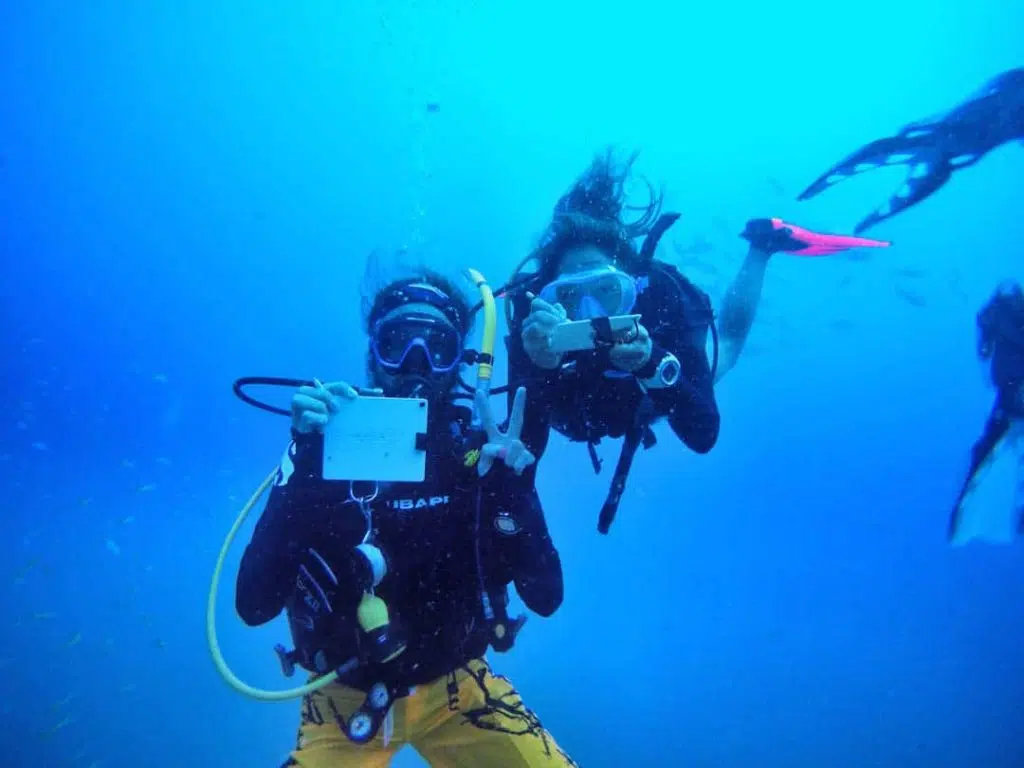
[650,338,719,453]
[235,434,327,626]
[640,280,720,453]
[488,475,563,617]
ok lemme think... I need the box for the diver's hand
[609,323,652,373]
[521,295,567,370]
[291,380,358,434]
[295,545,375,618]
[475,386,536,476]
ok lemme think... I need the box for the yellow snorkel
[466,267,497,417]
[207,268,499,702]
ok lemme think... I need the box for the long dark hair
[529,148,663,285]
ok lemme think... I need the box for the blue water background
[1,2,1022,765]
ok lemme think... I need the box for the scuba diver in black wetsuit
[501,150,892,535]
[949,282,1024,546]
[233,270,575,767]
[503,149,720,535]
[799,67,1024,234]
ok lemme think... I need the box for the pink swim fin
[741,217,891,256]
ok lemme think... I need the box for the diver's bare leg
[714,245,770,385]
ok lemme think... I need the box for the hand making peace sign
[473,386,536,477]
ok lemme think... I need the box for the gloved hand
[609,322,652,372]
[294,544,377,621]
[291,380,358,434]
[520,295,567,370]
[474,386,536,476]
[740,218,806,255]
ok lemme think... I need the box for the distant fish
[681,259,719,277]
[14,559,39,584]
[895,286,928,308]
[673,236,715,257]
[426,102,440,113]
[105,538,121,556]
[153,373,168,383]
[41,715,74,738]
[710,216,732,237]
[893,266,927,279]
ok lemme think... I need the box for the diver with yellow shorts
[223,268,575,766]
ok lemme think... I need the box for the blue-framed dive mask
[370,312,463,374]
[538,266,642,320]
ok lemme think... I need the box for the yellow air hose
[205,468,337,700]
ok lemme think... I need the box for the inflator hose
[205,468,341,700]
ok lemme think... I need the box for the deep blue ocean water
[2,2,1022,766]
